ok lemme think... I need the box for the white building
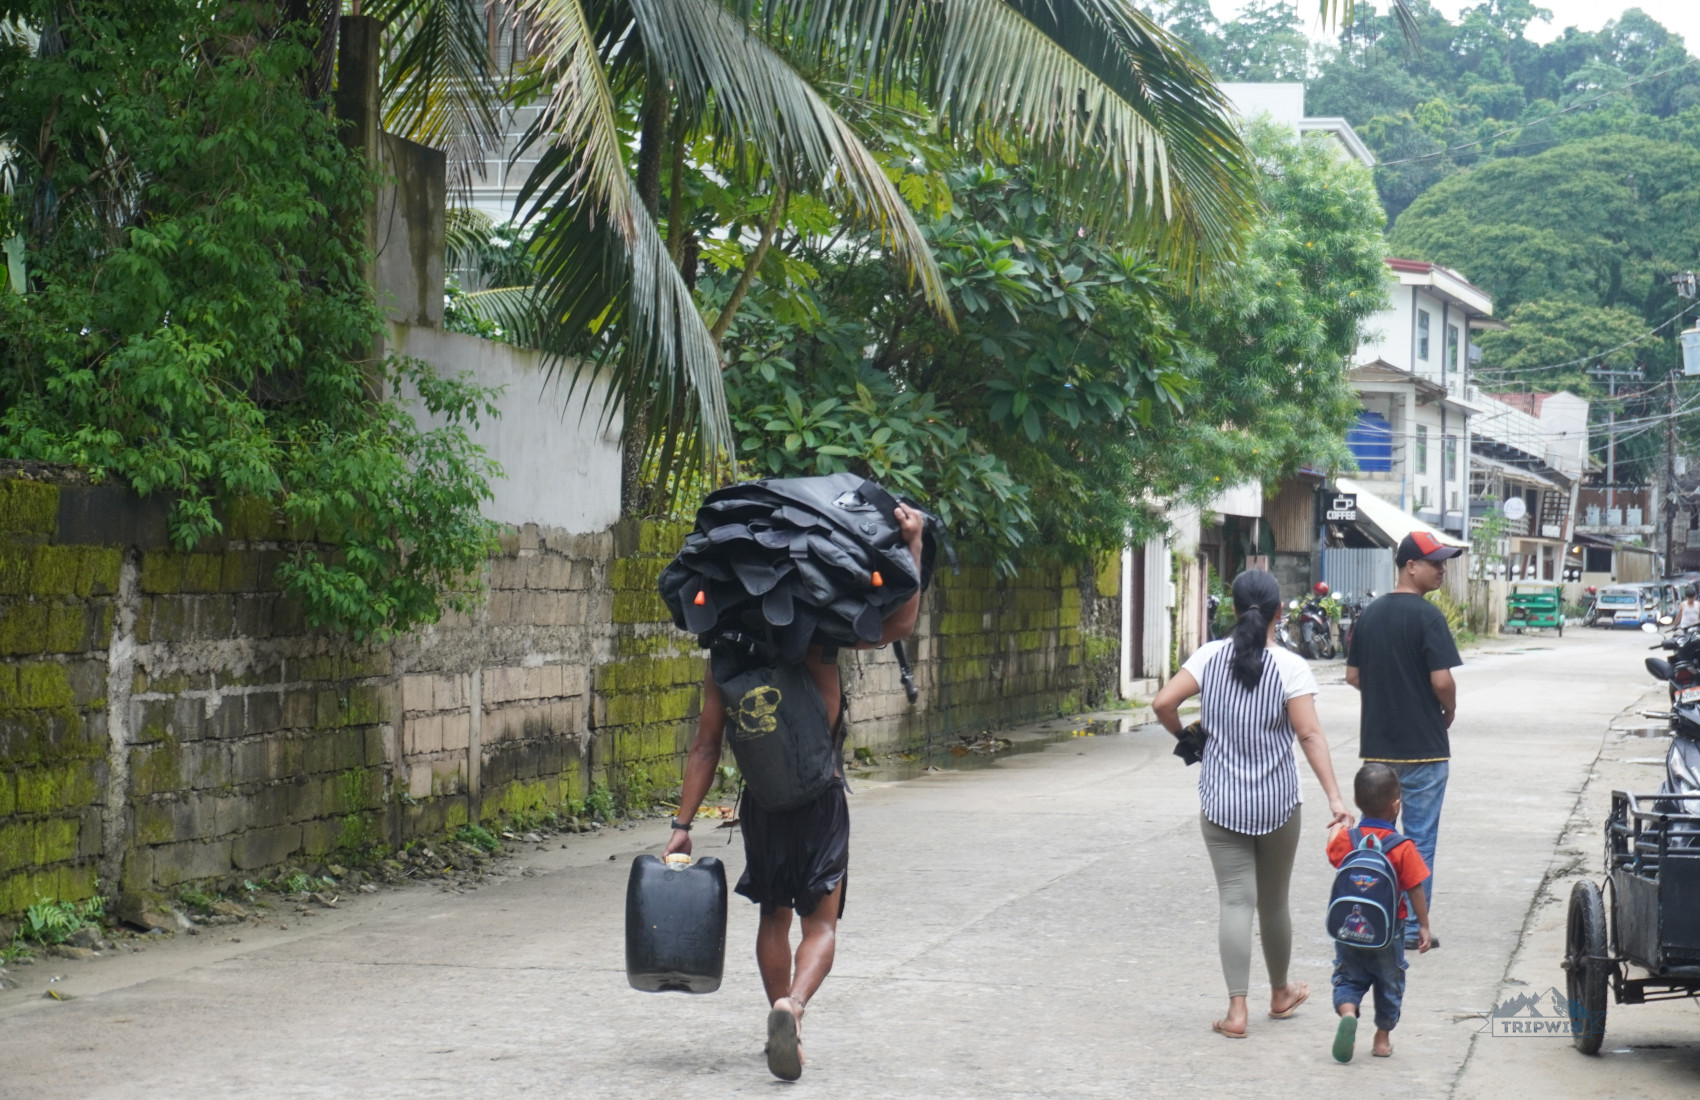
[1121,84,1376,693]
[1347,259,1497,538]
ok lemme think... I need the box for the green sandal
[1332,1015,1358,1064]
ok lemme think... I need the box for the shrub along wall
[0,471,1108,915]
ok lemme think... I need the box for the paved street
[2,628,1693,1099]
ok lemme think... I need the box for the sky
[1207,1,1700,50]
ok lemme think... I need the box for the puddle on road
[848,715,1132,783]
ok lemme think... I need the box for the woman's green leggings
[1199,807,1301,998]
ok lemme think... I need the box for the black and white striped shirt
[1182,640,1319,835]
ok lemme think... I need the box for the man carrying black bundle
[665,504,926,1081]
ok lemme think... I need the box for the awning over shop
[1471,453,1563,490]
[1335,477,1470,549]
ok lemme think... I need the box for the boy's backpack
[1326,828,1410,950]
[710,634,839,813]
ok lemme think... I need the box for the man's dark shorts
[735,777,849,918]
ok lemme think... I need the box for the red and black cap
[1396,531,1463,566]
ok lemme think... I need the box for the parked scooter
[1580,585,1599,628]
[1336,589,1376,658]
[1639,619,1700,840]
[1297,582,1336,660]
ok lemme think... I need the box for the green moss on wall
[13,762,100,813]
[0,480,59,536]
[0,862,97,915]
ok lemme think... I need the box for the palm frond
[739,0,1255,272]
[625,0,951,319]
[365,0,507,193]
[1318,1,1418,44]
[449,285,551,344]
[444,205,497,271]
[518,0,634,238]
[945,0,1252,271]
[516,144,734,477]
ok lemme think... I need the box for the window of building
[1417,309,1430,361]
[1446,324,1460,374]
[1443,434,1458,482]
[1415,424,1428,474]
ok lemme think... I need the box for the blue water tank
[1346,411,1393,473]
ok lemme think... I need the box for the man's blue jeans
[1390,760,1448,942]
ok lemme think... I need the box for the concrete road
[0,628,1683,1099]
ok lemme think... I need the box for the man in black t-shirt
[1346,531,1463,949]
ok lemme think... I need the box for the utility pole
[1667,271,1698,567]
[1590,368,1641,519]
[1669,370,1678,569]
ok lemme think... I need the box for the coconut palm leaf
[516,141,734,477]
[365,0,508,192]
[742,1,1256,271]
[520,0,633,242]
[620,0,950,316]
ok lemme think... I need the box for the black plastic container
[625,854,728,993]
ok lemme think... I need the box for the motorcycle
[1639,619,1700,839]
[1276,599,1301,654]
[1338,589,1377,657]
[1297,582,1337,660]
[1580,585,1600,628]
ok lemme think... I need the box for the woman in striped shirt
[1153,569,1353,1039]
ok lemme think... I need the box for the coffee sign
[1325,494,1359,523]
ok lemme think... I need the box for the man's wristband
[670,819,692,832]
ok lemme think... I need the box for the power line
[1376,57,1700,167]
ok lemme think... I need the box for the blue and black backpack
[1326,828,1410,950]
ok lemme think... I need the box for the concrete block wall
[0,471,1107,914]
[0,477,116,913]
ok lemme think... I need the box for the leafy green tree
[1216,1,1309,82]
[448,0,1260,495]
[0,1,499,638]
[715,120,1388,565]
[1389,134,1700,324]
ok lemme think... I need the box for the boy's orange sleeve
[1390,841,1431,893]
[1325,828,1349,869]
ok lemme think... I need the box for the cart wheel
[1566,880,1608,1054]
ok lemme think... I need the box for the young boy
[1327,763,1433,1062]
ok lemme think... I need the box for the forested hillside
[1161,1,1700,475]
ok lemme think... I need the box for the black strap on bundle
[893,639,918,704]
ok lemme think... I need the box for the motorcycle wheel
[1565,880,1609,1055]
[1319,632,1336,660]
[1300,622,1318,660]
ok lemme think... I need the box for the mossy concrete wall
[0,471,1111,914]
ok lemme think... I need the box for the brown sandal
[1268,981,1310,1019]
[766,999,804,1080]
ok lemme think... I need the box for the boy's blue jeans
[1332,938,1407,1031]
[1391,760,1448,942]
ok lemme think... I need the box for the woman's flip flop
[1268,981,1310,1019]
[1211,1019,1247,1039]
[766,1003,803,1081]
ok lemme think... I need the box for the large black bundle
[658,473,946,661]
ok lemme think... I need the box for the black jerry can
[625,854,728,993]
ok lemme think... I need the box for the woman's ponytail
[1228,570,1282,690]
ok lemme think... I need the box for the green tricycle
[1506,580,1565,635]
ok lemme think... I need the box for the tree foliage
[0,1,500,638]
[710,120,1388,566]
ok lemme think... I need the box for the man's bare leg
[756,907,795,1006]
[757,880,844,1080]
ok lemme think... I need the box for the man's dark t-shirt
[1347,592,1463,762]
